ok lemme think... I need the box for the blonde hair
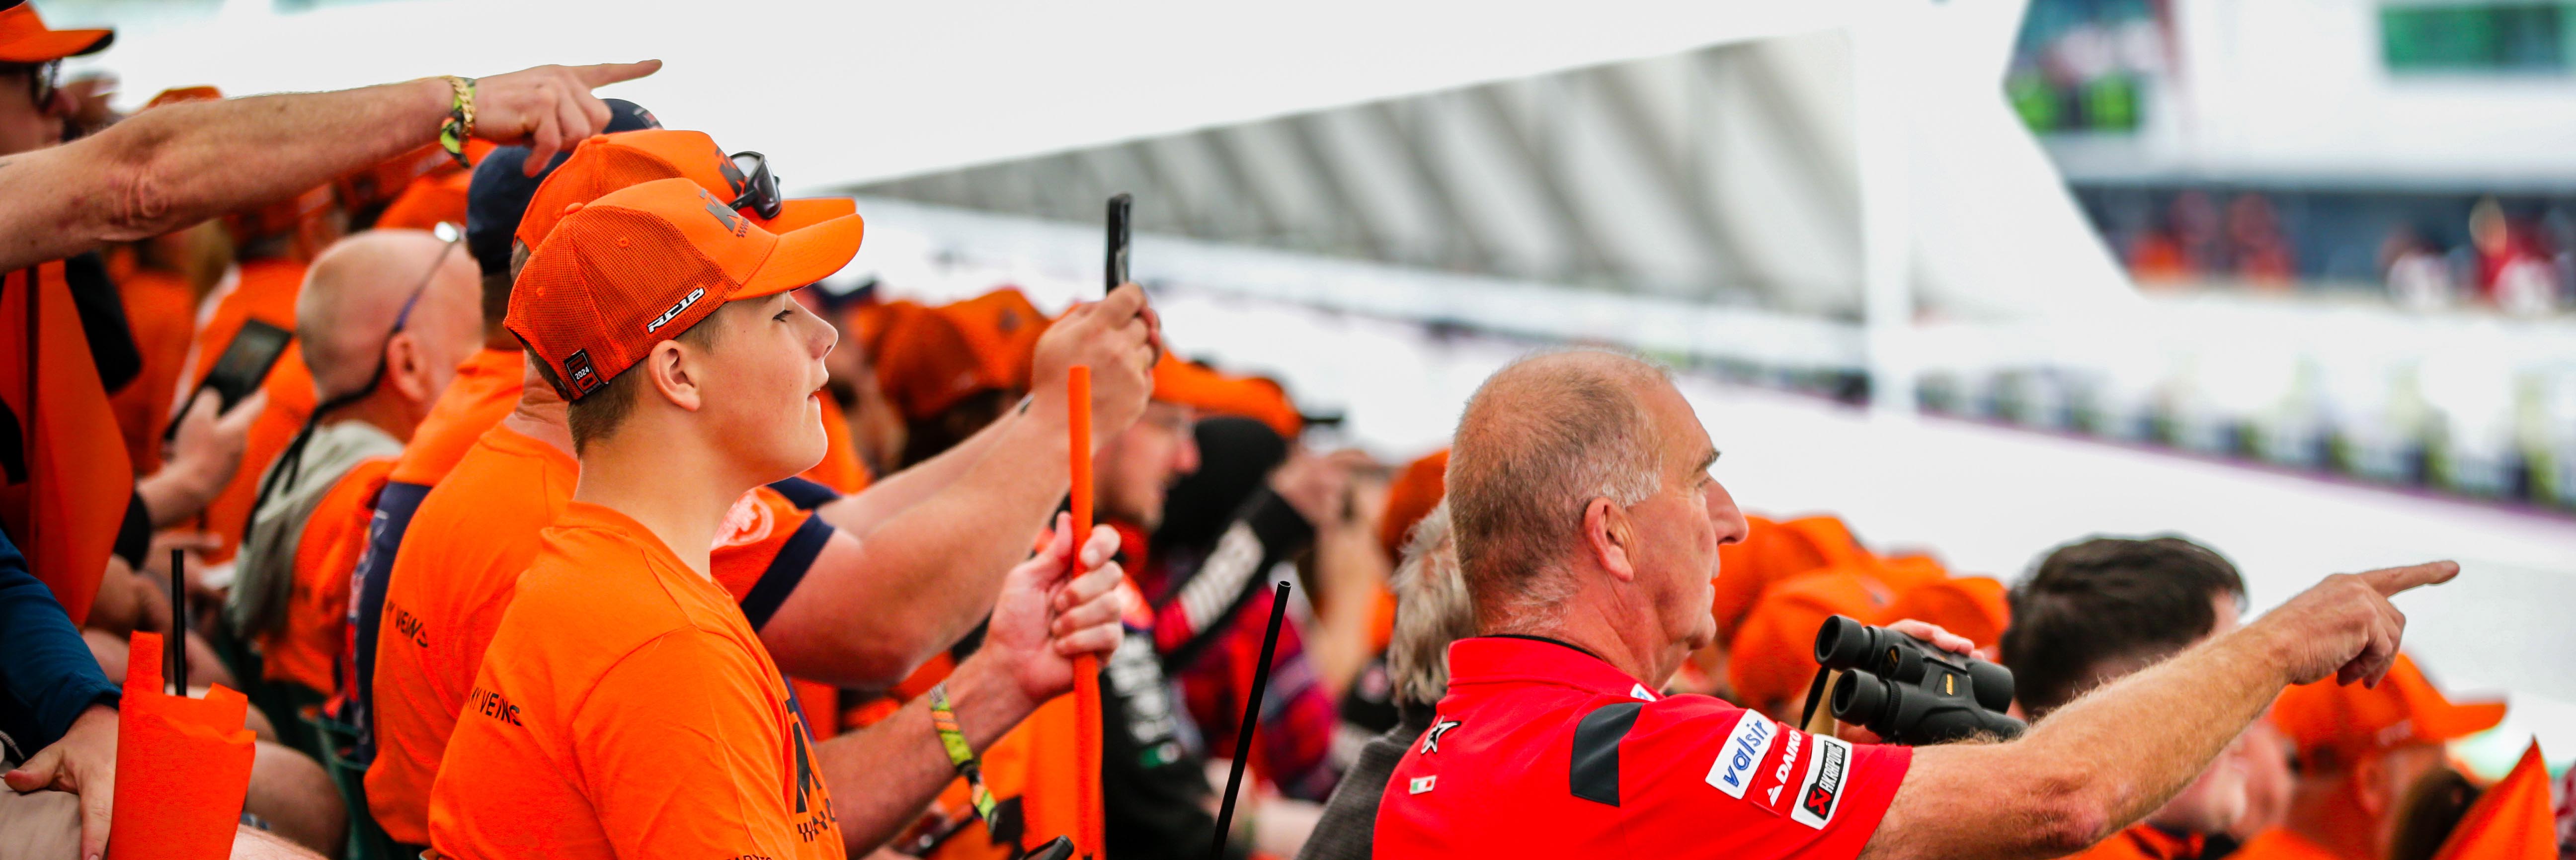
[1387,503,1475,708]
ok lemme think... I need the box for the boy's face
[695,290,840,482]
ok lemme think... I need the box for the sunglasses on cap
[727,151,783,221]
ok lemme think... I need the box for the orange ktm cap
[0,1,111,63]
[506,177,865,401]
[1881,575,2010,652]
[2270,653,2506,763]
[1378,448,1450,561]
[516,129,852,253]
[1727,568,1901,714]
[2429,743,2554,860]
[937,286,1053,392]
[873,307,1005,422]
[374,170,473,232]
[1712,514,1872,642]
[1149,353,1302,439]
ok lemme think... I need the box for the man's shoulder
[482,532,701,680]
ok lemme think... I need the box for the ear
[644,340,706,412]
[1584,497,1638,582]
[382,333,434,404]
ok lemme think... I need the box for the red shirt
[1373,636,1911,860]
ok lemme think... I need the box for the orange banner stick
[1067,365,1106,860]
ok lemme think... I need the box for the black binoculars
[1810,615,2027,745]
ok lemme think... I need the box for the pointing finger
[570,60,663,87]
[2361,561,2458,597]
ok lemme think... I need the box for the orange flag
[2430,742,2555,860]
[0,262,136,625]
[107,632,256,860]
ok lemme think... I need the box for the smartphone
[166,318,291,441]
[1104,193,1131,293]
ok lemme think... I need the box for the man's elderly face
[1623,380,1747,655]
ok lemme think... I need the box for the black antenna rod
[169,547,186,695]
[1209,580,1290,860]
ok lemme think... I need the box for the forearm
[769,410,1070,684]
[1865,627,2291,860]
[2,80,449,269]
[136,467,219,528]
[817,406,1024,537]
[0,567,120,747]
[815,655,1036,852]
[1305,523,1389,697]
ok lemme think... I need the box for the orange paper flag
[108,632,256,860]
[1066,365,1106,860]
[2431,742,2556,860]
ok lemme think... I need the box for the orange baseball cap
[373,170,473,232]
[1727,568,1900,713]
[1881,575,2010,651]
[1151,353,1302,439]
[1712,515,1872,642]
[2270,653,2505,763]
[506,177,866,401]
[516,129,852,253]
[873,307,1005,422]
[143,85,220,108]
[938,287,1053,392]
[1378,449,1450,561]
[0,1,111,63]
[2428,743,2555,860]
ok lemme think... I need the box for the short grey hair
[1387,503,1475,708]
[1448,349,1668,623]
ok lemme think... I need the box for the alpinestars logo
[1788,734,1854,830]
[1420,718,1461,754]
[1703,710,1776,799]
[648,287,706,332]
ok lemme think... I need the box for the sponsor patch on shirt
[1788,733,1855,830]
[1761,723,1806,815]
[1702,709,1777,800]
[1408,775,1437,795]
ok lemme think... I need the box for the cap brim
[735,211,866,300]
[0,27,111,63]
[752,197,856,233]
[2421,699,2508,743]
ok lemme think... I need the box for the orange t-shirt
[2061,825,2206,860]
[109,268,197,470]
[189,258,316,564]
[259,457,395,695]
[2223,829,2350,860]
[426,502,843,860]
[368,423,835,845]
[388,348,523,486]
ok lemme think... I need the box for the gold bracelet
[437,75,476,167]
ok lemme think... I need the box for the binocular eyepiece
[1811,615,2025,745]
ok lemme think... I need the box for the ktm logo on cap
[699,189,747,237]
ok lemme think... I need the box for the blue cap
[465,97,659,276]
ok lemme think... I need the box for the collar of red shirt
[1446,635,1663,702]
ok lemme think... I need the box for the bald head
[298,230,481,403]
[1448,349,1673,621]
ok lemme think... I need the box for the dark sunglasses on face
[729,151,784,221]
[5,60,59,106]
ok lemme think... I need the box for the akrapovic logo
[1789,734,1854,830]
[648,286,706,332]
[1703,709,1776,799]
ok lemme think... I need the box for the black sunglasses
[5,60,59,106]
[728,151,784,221]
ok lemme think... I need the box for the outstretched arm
[0,61,658,271]
[1860,561,2459,860]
